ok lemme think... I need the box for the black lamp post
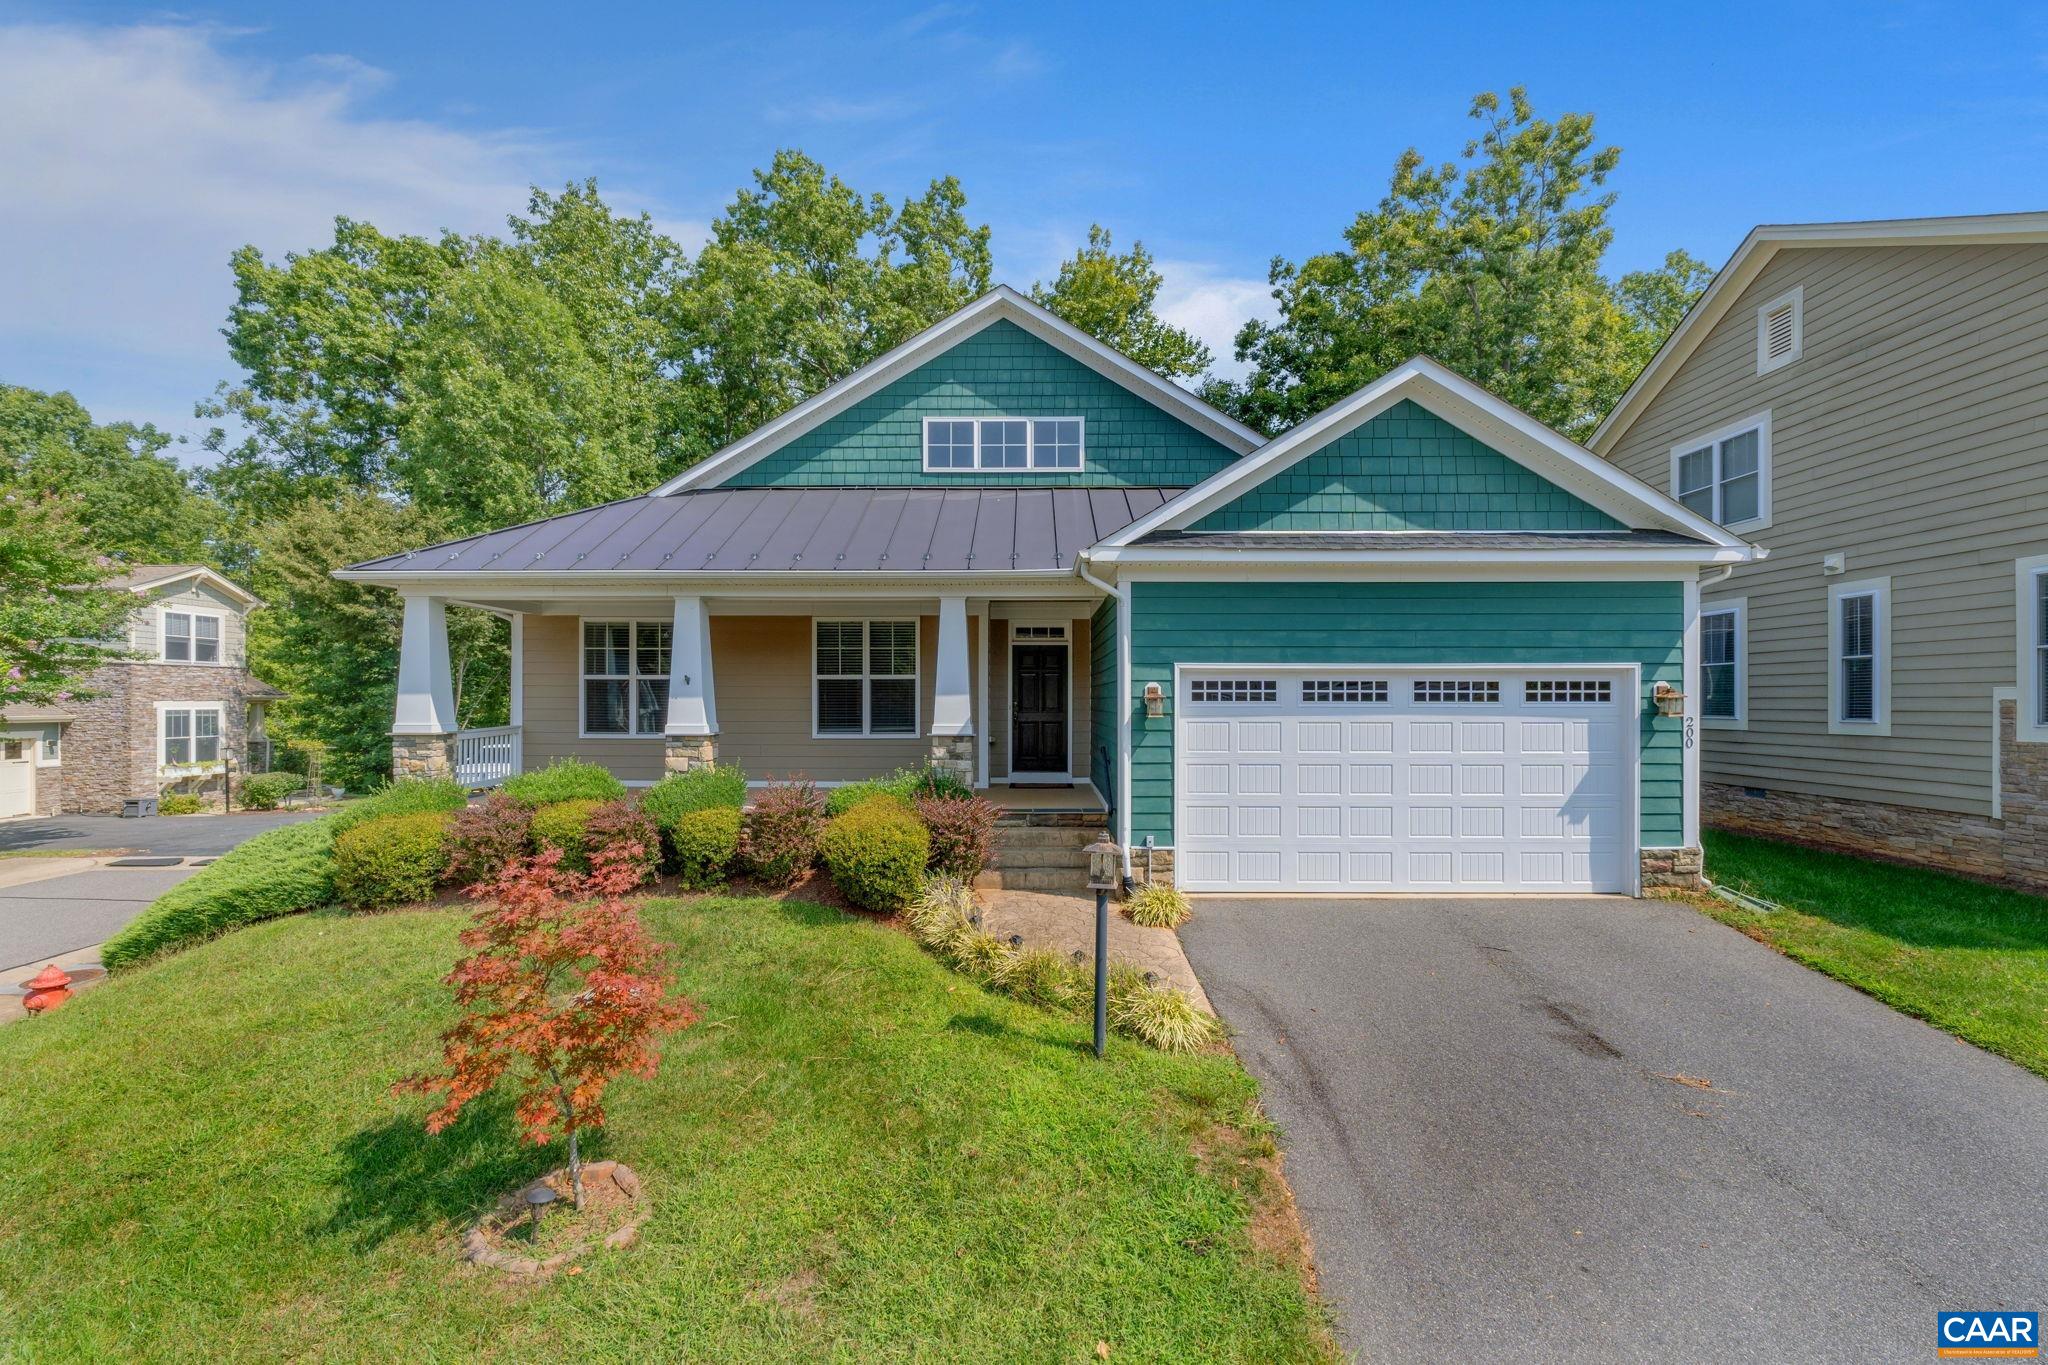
[1084,832,1120,1059]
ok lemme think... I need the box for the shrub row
[102,818,338,968]
[236,772,307,811]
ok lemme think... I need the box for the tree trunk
[567,1127,584,1210]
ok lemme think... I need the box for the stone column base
[663,733,719,774]
[1640,846,1704,891]
[392,732,456,781]
[929,733,974,786]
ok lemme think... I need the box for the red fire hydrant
[22,965,73,1014]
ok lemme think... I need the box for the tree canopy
[0,493,135,708]
[1032,225,1211,381]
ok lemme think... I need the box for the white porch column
[663,594,719,772]
[930,595,974,782]
[391,594,457,779]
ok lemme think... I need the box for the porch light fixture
[1143,683,1165,718]
[1652,682,1686,717]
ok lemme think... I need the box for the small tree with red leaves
[398,841,696,1208]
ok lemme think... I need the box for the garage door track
[1181,896,2048,1363]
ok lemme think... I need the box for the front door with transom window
[1011,644,1068,775]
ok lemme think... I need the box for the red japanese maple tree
[398,842,696,1207]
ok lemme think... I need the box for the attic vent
[1757,287,1803,374]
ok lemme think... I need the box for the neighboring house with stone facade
[0,565,285,818]
[339,286,1757,894]
[1591,211,2048,889]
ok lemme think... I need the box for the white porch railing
[455,725,520,788]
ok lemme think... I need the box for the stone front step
[974,868,1105,892]
[993,811,1108,830]
[986,851,1091,873]
[992,825,1101,849]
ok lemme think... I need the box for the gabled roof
[108,564,263,609]
[1591,211,2048,452]
[652,285,1264,494]
[1095,356,1754,554]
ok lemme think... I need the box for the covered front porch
[387,585,1112,806]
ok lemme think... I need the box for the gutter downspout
[1075,555,1135,883]
[1691,558,1744,888]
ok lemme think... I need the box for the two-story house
[1593,212,2048,888]
[0,564,286,817]
[338,287,1757,895]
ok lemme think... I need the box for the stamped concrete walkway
[975,889,1210,1011]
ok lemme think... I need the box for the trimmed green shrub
[102,818,337,968]
[584,799,661,885]
[640,764,747,825]
[442,794,534,887]
[330,778,467,836]
[822,765,970,817]
[742,780,825,885]
[236,772,307,811]
[915,794,1000,880]
[671,806,742,889]
[158,793,208,815]
[501,759,627,807]
[1123,883,1192,929]
[818,797,930,911]
[332,811,451,910]
[531,798,604,872]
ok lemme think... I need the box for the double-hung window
[582,621,671,737]
[815,620,918,737]
[1828,578,1890,734]
[162,609,222,663]
[1701,600,1746,726]
[2017,554,2048,742]
[1672,413,1770,530]
[922,417,1084,472]
[161,706,222,765]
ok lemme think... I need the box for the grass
[1694,829,2048,1078]
[0,895,1330,1362]
[0,848,132,859]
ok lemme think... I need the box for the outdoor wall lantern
[1652,682,1686,717]
[1143,683,1165,718]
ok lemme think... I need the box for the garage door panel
[1177,667,1633,894]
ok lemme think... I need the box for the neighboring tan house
[0,565,286,818]
[1591,211,2048,888]
[338,286,1756,895]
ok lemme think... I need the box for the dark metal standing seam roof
[346,487,1186,575]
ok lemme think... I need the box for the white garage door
[1174,669,1633,893]
[0,741,33,819]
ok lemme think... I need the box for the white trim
[1682,579,1701,849]
[975,603,990,788]
[2017,554,2048,743]
[1668,410,1772,534]
[392,594,458,735]
[576,617,674,741]
[1594,212,2048,452]
[1756,285,1804,375]
[921,415,1086,474]
[1101,356,1756,552]
[1168,662,1644,896]
[1004,630,1074,778]
[155,700,226,769]
[156,603,228,665]
[811,618,921,740]
[656,286,1261,493]
[123,566,263,609]
[1089,545,1755,569]
[1992,686,2018,819]
[1116,580,1133,860]
[1827,576,1892,736]
[1700,596,1749,730]
[509,614,524,730]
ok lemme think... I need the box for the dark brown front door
[1011,644,1068,774]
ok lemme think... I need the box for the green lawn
[0,896,1329,1363]
[1697,830,2048,1077]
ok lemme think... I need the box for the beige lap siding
[520,614,984,785]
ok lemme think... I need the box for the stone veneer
[59,662,263,814]
[663,734,719,774]
[929,734,974,787]
[1705,698,2048,891]
[391,732,456,781]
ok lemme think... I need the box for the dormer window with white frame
[1757,286,1803,374]
[1671,411,1771,532]
[922,417,1084,472]
[161,607,223,664]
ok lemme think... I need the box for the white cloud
[1152,260,1277,381]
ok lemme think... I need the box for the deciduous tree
[0,493,135,707]
[1032,225,1211,381]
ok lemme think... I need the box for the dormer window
[1757,286,1803,374]
[922,417,1084,472]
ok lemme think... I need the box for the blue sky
[4,1,2045,461]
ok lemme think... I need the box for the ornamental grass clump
[905,874,975,951]
[332,811,451,910]
[1123,883,1192,929]
[914,793,1000,880]
[1006,950,1090,1013]
[501,759,627,807]
[742,779,825,885]
[1109,965,1223,1054]
[819,797,930,911]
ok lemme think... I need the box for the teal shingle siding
[1127,580,1683,848]
[1090,597,1117,809]
[723,321,1245,488]
[1190,399,1621,532]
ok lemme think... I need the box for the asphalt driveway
[0,809,320,857]
[1181,896,2048,1364]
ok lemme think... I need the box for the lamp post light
[1084,832,1121,1060]
[524,1183,557,1241]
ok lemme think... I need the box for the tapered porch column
[391,594,458,779]
[929,595,974,783]
[663,594,719,773]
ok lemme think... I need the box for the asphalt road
[0,809,320,857]
[0,865,197,971]
[1181,896,2048,1364]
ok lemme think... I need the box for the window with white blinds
[815,620,918,737]
[582,621,671,736]
[2035,569,2048,727]
[1838,594,1875,722]
[1702,606,1742,721]
[1828,579,1889,733]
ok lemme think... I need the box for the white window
[1190,678,1278,703]
[2017,554,2048,743]
[39,727,60,765]
[1671,412,1771,531]
[814,620,918,737]
[1701,600,1747,727]
[1524,679,1614,704]
[161,608,223,663]
[921,416,1085,472]
[1413,679,1500,704]
[580,620,671,737]
[1757,286,1803,374]
[160,706,223,765]
[1828,578,1891,735]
